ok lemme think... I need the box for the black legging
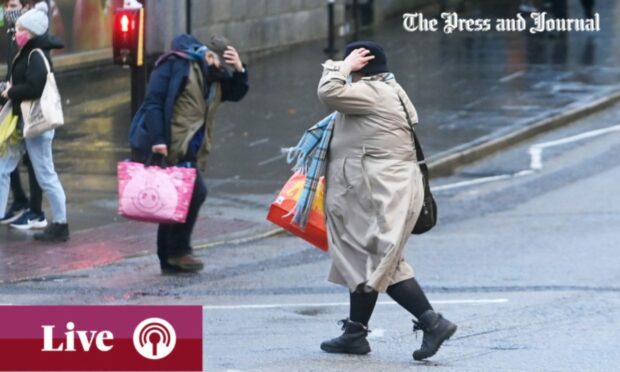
[9,154,43,214]
[349,278,433,326]
[349,288,378,326]
[9,169,27,206]
[386,277,433,319]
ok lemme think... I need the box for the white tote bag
[20,48,64,139]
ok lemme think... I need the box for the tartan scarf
[286,112,336,227]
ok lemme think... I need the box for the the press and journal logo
[41,317,177,360]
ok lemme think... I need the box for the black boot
[320,318,371,355]
[412,310,457,361]
[34,223,69,242]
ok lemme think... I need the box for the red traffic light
[120,14,129,33]
[112,8,144,66]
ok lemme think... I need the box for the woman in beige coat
[318,41,457,361]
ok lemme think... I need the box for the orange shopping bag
[267,172,328,251]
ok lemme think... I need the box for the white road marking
[202,298,508,311]
[434,124,620,191]
[432,170,534,192]
[529,124,620,170]
[464,97,487,109]
[249,138,270,147]
[432,175,513,192]
[258,153,286,167]
[368,328,385,339]
[502,105,541,111]
[499,70,525,83]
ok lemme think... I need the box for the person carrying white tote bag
[1,2,69,242]
[20,48,64,139]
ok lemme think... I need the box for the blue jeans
[25,129,67,223]
[0,144,23,218]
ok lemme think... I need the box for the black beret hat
[343,40,389,76]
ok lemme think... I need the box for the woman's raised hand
[344,48,375,72]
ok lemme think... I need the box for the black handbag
[411,132,437,234]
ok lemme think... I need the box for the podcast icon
[132,318,177,360]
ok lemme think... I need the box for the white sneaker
[0,206,26,225]
[9,210,48,230]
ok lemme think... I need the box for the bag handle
[27,48,51,74]
[145,152,169,168]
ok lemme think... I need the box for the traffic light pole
[352,0,360,41]
[186,0,192,34]
[323,0,337,56]
[130,65,146,117]
[130,0,147,117]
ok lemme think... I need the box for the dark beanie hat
[343,40,389,75]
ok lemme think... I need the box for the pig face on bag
[127,171,178,216]
[135,186,165,212]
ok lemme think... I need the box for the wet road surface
[2,95,619,371]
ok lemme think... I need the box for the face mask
[15,30,30,48]
[185,45,207,62]
[207,64,227,83]
[4,9,22,26]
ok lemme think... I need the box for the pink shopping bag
[117,161,197,224]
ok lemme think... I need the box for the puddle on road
[294,307,329,317]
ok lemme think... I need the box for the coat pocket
[342,157,377,217]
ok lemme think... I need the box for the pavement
[1,0,620,282]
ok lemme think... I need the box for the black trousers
[157,170,207,267]
[9,154,43,214]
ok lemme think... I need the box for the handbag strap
[396,94,430,179]
[27,48,51,75]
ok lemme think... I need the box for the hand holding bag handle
[20,48,64,139]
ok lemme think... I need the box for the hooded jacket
[129,34,248,167]
[7,34,64,116]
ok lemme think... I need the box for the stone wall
[144,0,436,55]
[374,0,433,22]
[374,0,468,24]
[145,0,188,55]
[189,0,344,54]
